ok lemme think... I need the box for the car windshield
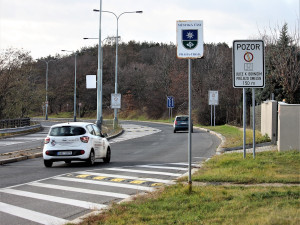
[49,126,86,136]
[176,117,188,121]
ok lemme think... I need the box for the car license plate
[57,151,72,156]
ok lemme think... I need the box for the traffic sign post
[233,40,265,159]
[167,96,175,122]
[177,20,203,186]
[111,93,121,109]
[208,91,219,126]
[233,40,265,88]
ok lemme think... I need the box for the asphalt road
[0,121,221,225]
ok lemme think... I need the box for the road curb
[0,151,43,165]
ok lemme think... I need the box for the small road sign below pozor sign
[233,40,265,88]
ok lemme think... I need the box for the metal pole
[214,105,216,127]
[100,45,103,126]
[188,59,192,185]
[96,0,103,130]
[74,53,77,122]
[45,62,48,120]
[113,18,119,129]
[243,88,246,159]
[211,105,212,126]
[252,88,256,159]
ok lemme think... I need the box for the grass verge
[201,124,270,148]
[70,150,299,225]
[191,150,300,184]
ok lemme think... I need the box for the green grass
[201,124,270,148]
[70,150,300,225]
[191,150,300,184]
[74,184,300,225]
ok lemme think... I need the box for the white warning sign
[233,40,265,88]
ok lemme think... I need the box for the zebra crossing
[0,162,192,225]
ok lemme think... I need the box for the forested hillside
[0,24,299,125]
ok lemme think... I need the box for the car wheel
[103,147,111,163]
[86,150,95,166]
[44,160,53,168]
[174,129,176,133]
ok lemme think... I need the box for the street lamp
[84,36,120,130]
[42,59,56,120]
[61,50,78,122]
[94,0,103,130]
[93,9,143,127]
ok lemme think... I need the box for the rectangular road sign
[111,93,121,109]
[177,20,203,59]
[209,90,219,105]
[233,40,265,88]
[86,75,96,89]
[167,96,174,108]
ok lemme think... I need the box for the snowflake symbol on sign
[186,32,194,39]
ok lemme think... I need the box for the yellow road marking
[151,183,163,186]
[76,174,91,178]
[92,176,107,180]
[110,178,126,182]
[130,180,147,184]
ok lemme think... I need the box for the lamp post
[94,0,103,130]
[61,50,77,122]
[42,59,56,120]
[84,36,120,130]
[93,9,143,127]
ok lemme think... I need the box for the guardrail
[0,118,30,129]
[0,124,41,134]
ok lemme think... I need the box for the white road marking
[76,171,175,184]
[0,189,106,210]
[53,177,154,192]
[110,124,161,144]
[0,202,68,225]
[133,165,188,171]
[168,162,199,167]
[104,168,182,177]
[29,182,130,199]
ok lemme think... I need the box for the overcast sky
[0,0,299,59]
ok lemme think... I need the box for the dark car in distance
[173,115,193,133]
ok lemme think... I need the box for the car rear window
[49,126,86,136]
[176,117,188,121]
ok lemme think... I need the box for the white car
[43,122,111,167]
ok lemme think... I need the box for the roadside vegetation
[70,150,300,225]
[1,23,299,126]
[201,124,270,148]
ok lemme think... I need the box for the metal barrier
[0,118,31,129]
[0,124,41,134]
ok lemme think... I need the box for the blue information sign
[167,96,174,108]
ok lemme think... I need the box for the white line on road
[53,177,154,191]
[104,168,182,177]
[167,162,199,167]
[132,165,188,171]
[0,189,106,210]
[29,182,130,199]
[0,202,68,225]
